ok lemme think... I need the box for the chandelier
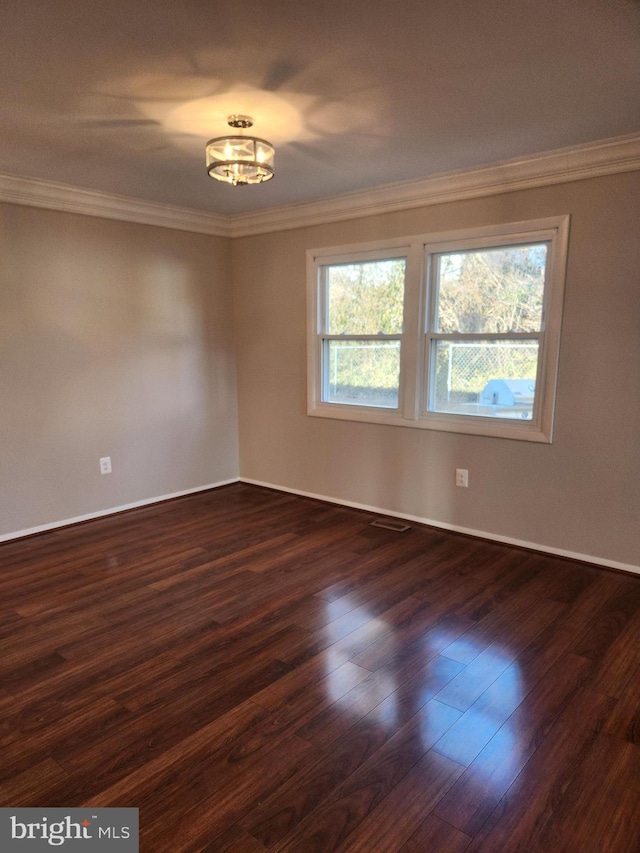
[205,115,275,186]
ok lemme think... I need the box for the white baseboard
[0,478,240,543]
[240,477,640,576]
[4,476,637,576]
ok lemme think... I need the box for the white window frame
[307,215,569,443]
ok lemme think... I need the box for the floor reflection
[322,599,398,716]
[321,596,524,789]
[432,636,523,779]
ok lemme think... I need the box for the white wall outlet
[100,456,112,475]
[455,468,469,488]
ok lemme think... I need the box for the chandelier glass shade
[206,115,275,186]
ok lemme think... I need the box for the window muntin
[319,257,406,410]
[308,217,568,442]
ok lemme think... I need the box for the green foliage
[437,244,546,334]
[329,341,400,392]
[327,259,404,334]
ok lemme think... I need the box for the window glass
[431,339,539,419]
[327,260,405,335]
[325,339,401,408]
[435,244,546,334]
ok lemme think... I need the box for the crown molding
[228,133,640,237]
[0,134,639,239]
[0,171,231,237]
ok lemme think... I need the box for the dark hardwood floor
[1,483,639,852]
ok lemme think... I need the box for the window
[308,217,569,442]
[321,253,406,409]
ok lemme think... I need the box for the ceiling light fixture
[205,115,275,186]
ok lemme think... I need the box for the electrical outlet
[455,468,468,488]
[100,456,112,475]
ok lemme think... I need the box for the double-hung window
[317,250,407,410]
[308,216,569,442]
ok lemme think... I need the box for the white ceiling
[1,0,639,216]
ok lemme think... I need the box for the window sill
[307,403,552,442]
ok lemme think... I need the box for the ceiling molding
[228,133,640,237]
[0,172,231,237]
[0,134,638,239]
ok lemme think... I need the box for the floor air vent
[370,519,411,532]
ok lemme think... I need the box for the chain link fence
[327,341,400,408]
[325,340,539,411]
[435,341,539,404]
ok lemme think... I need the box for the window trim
[307,216,569,442]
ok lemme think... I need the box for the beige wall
[2,172,638,567]
[233,171,640,569]
[0,204,238,537]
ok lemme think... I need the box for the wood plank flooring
[1,482,639,852]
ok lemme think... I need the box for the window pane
[325,340,400,408]
[327,259,405,334]
[435,244,547,333]
[431,340,539,419]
